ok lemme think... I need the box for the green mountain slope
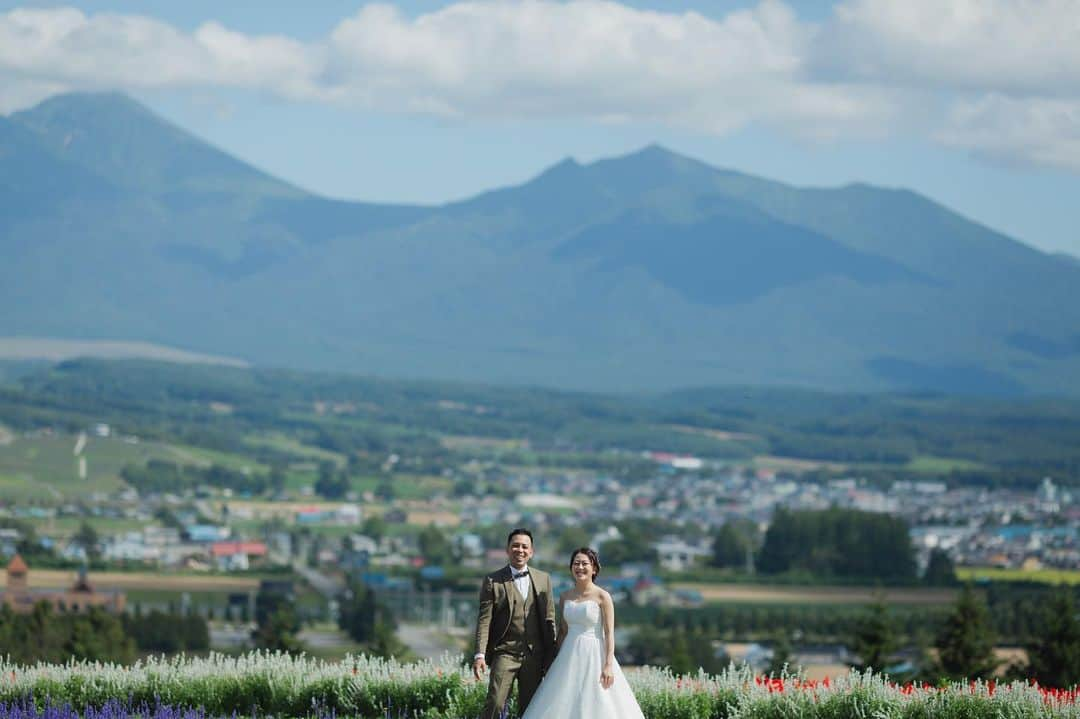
[2,93,1079,395]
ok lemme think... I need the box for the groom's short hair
[507,528,533,546]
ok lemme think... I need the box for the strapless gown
[520,599,644,719]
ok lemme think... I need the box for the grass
[673,582,957,605]
[125,589,241,612]
[905,455,988,473]
[0,434,269,503]
[157,443,268,473]
[957,566,1080,585]
[0,435,163,500]
[243,433,346,466]
[43,517,151,538]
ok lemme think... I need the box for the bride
[520,547,644,719]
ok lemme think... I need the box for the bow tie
[512,569,530,577]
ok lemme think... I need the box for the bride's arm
[600,591,616,689]
[555,594,568,652]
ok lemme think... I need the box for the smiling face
[506,533,534,570]
[570,551,599,582]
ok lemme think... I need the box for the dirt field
[751,455,849,473]
[673,583,957,605]
[0,569,260,592]
[668,425,761,442]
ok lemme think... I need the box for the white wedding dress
[520,599,644,719]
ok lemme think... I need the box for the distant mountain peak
[11,91,300,198]
[536,155,584,177]
[16,90,150,116]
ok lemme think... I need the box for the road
[397,622,465,660]
[293,561,345,598]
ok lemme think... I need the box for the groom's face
[507,534,534,569]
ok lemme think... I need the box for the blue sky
[2,0,1079,256]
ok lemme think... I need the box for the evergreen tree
[710,523,747,569]
[666,630,694,675]
[1027,590,1080,688]
[369,620,409,659]
[935,584,998,680]
[767,631,794,677]
[924,548,957,586]
[253,606,303,653]
[73,521,101,561]
[757,508,916,580]
[418,524,448,564]
[850,596,898,673]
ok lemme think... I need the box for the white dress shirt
[511,564,531,599]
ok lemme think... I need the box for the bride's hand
[600,662,614,689]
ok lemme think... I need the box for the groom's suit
[474,565,557,719]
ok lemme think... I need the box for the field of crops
[1,652,1077,719]
[957,566,1080,586]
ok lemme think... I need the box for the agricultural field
[904,455,988,473]
[0,434,157,500]
[0,567,260,592]
[0,433,266,502]
[957,566,1080,585]
[243,432,346,466]
[157,443,268,474]
[672,582,957,606]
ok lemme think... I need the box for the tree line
[0,602,208,663]
[120,460,284,496]
[712,508,920,582]
[4,358,1079,487]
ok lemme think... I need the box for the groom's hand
[473,657,487,680]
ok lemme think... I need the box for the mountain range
[3,92,1080,395]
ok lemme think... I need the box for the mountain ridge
[3,92,1079,396]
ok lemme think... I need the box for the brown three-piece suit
[474,565,558,719]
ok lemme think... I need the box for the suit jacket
[474,565,557,668]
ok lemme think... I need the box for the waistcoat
[494,578,544,655]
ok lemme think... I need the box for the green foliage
[124,609,209,653]
[757,507,917,581]
[924,548,958,586]
[624,625,729,676]
[72,521,101,561]
[252,606,303,654]
[935,584,998,680]
[121,460,271,496]
[6,358,1080,490]
[1026,590,1080,688]
[711,521,755,570]
[252,585,301,654]
[0,603,134,664]
[0,653,1078,718]
[337,581,406,659]
[849,597,899,673]
[418,524,449,565]
[313,460,349,499]
[766,631,794,677]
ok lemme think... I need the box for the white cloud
[821,0,1080,95]
[939,94,1080,171]
[0,0,1079,171]
[0,1,887,133]
[0,7,317,111]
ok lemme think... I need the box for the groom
[473,528,557,719]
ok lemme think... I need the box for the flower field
[0,652,1077,719]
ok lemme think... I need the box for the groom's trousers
[483,650,543,719]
